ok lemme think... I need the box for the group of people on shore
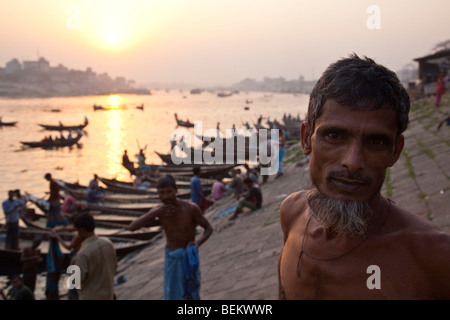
[1,172,112,300]
[208,166,263,221]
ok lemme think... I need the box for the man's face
[11,278,21,288]
[76,228,88,241]
[157,186,177,205]
[301,99,404,203]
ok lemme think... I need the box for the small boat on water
[93,104,109,111]
[97,176,193,199]
[154,152,238,177]
[19,211,160,241]
[0,120,17,126]
[100,175,211,190]
[20,134,82,149]
[136,104,144,110]
[217,92,232,97]
[55,179,161,204]
[174,113,194,128]
[26,192,155,221]
[38,118,88,132]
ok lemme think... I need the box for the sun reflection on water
[108,94,122,109]
[105,95,124,177]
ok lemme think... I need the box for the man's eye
[327,132,341,140]
[369,136,385,145]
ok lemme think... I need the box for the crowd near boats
[0,107,302,297]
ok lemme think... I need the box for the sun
[107,33,119,45]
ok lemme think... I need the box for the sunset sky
[0,0,448,87]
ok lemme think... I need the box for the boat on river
[19,211,160,241]
[38,118,88,132]
[174,113,194,128]
[20,134,82,149]
[54,179,161,204]
[0,227,156,276]
[154,152,238,177]
[97,176,194,199]
[0,120,17,126]
[25,192,155,221]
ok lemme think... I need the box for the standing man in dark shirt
[44,173,68,228]
[229,177,262,220]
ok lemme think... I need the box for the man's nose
[340,140,365,173]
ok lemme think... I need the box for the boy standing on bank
[129,175,213,300]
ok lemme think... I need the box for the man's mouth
[330,177,369,192]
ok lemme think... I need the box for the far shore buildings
[411,48,450,98]
[0,57,149,97]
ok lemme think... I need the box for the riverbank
[112,94,450,300]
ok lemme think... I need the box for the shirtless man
[128,175,213,300]
[278,54,450,300]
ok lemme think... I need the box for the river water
[0,90,309,200]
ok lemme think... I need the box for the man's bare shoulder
[177,199,201,214]
[391,205,450,295]
[389,203,450,254]
[280,190,308,215]
[280,190,308,235]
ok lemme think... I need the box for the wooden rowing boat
[98,176,212,198]
[0,120,17,126]
[174,113,194,128]
[26,192,156,221]
[0,227,156,276]
[54,179,161,204]
[19,212,160,241]
[38,121,88,132]
[97,176,192,198]
[20,134,82,149]
[99,175,213,190]
[153,153,238,178]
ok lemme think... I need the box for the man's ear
[389,135,404,167]
[301,122,312,155]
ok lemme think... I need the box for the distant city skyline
[0,55,150,97]
[1,1,448,87]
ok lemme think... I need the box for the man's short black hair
[193,166,201,175]
[307,54,410,137]
[10,274,22,281]
[74,213,95,232]
[156,175,177,189]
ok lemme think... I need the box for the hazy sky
[0,0,448,87]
